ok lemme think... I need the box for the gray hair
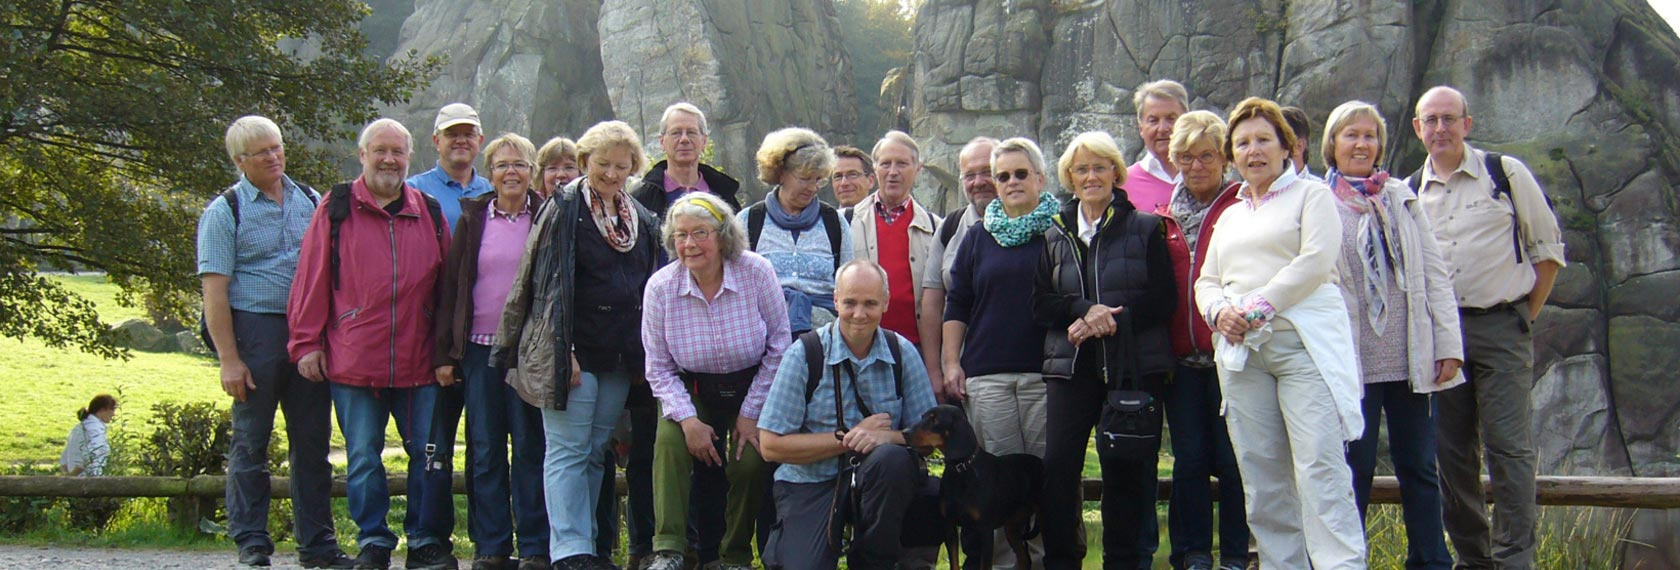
[755,127,835,184]
[661,102,709,136]
[1132,79,1189,116]
[871,130,921,162]
[225,115,283,164]
[834,258,891,300]
[991,137,1048,177]
[358,118,414,153]
[663,192,748,261]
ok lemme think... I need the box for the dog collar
[947,456,975,474]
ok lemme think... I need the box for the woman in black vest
[1032,131,1175,570]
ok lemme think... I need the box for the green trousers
[652,399,768,565]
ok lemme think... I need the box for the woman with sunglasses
[1032,131,1176,570]
[640,192,790,570]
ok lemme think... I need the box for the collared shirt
[643,252,792,422]
[756,323,937,483]
[408,163,492,234]
[1077,203,1103,245]
[196,174,318,314]
[921,204,981,291]
[1138,150,1182,186]
[874,197,910,226]
[1298,165,1327,185]
[1415,143,1566,309]
[662,169,713,204]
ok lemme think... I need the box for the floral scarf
[983,190,1060,247]
[584,179,638,253]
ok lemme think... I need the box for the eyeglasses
[1174,152,1221,167]
[993,168,1034,183]
[241,145,283,160]
[1420,114,1461,128]
[673,229,714,244]
[492,162,532,173]
[1070,164,1112,176]
[831,171,869,183]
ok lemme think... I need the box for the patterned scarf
[983,191,1060,248]
[584,179,638,253]
[1168,182,1218,253]
[1329,169,1405,334]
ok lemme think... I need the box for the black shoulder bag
[1095,312,1162,459]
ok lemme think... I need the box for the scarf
[584,179,638,253]
[983,190,1060,248]
[766,185,821,240]
[1329,169,1405,334]
[1168,182,1219,252]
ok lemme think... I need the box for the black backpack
[798,329,903,404]
[197,184,320,354]
[1407,151,1553,264]
[937,206,967,248]
[746,201,846,272]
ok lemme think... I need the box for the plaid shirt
[196,174,318,314]
[874,197,910,226]
[643,251,791,421]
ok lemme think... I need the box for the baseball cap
[434,103,481,133]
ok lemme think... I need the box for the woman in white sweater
[61,394,117,476]
[1192,97,1365,569]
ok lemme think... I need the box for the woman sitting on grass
[60,394,116,476]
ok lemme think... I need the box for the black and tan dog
[904,404,1044,570]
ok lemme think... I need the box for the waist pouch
[682,365,760,413]
[1097,389,1162,459]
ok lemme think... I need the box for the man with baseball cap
[410,103,493,233]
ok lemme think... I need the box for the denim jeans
[1348,381,1451,569]
[461,343,549,558]
[225,311,339,558]
[1165,364,1248,567]
[329,383,446,549]
[542,366,632,560]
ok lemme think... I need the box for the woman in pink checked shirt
[638,192,791,570]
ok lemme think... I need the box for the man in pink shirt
[1125,79,1189,213]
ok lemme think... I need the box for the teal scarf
[983,191,1060,247]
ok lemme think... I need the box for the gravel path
[0,544,423,569]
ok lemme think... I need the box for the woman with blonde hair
[739,127,851,336]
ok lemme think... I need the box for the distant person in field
[196,115,353,569]
[60,394,116,477]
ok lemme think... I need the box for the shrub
[137,401,230,478]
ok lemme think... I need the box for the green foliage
[0,0,440,357]
[836,0,915,137]
[137,401,230,478]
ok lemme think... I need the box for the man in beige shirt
[1410,85,1565,570]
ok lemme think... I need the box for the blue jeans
[462,343,549,558]
[1165,364,1248,567]
[1348,381,1451,569]
[543,366,632,560]
[330,383,447,549]
[225,311,339,557]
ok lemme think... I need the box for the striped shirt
[642,251,791,421]
[195,175,318,314]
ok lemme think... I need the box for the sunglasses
[993,168,1034,183]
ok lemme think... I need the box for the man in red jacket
[288,118,456,570]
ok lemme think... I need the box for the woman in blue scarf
[738,127,852,336]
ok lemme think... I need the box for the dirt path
[0,544,424,569]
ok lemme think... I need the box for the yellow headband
[689,197,726,223]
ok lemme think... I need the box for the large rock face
[377,0,616,170]
[597,0,857,201]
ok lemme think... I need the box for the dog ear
[942,407,979,460]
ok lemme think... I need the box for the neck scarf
[584,179,638,253]
[1168,182,1218,252]
[983,190,1060,248]
[766,186,821,239]
[1329,169,1405,334]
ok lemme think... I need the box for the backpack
[937,206,967,248]
[798,329,903,404]
[1408,151,1553,264]
[197,184,321,354]
[746,201,845,272]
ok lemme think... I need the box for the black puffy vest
[1041,206,1175,382]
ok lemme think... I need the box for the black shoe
[238,545,273,567]
[407,543,460,570]
[471,556,512,570]
[356,545,394,570]
[517,556,550,570]
[552,555,616,570]
[301,549,358,569]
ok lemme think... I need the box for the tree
[836,0,915,140]
[0,0,438,357]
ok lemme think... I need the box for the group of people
[193,78,1562,570]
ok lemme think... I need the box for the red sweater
[874,208,919,345]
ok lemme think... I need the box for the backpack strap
[748,202,768,250]
[819,203,843,272]
[842,207,854,224]
[418,192,447,242]
[1406,166,1425,195]
[801,329,905,403]
[327,184,354,290]
[221,186,243,227]
[1482,151,1525,264]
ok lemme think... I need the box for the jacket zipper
[1090,225,1108,386]
[1182,220,1201,355]
[388,217,399,390]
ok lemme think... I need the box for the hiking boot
[642,551,684,570]
[517,555,551,570]
[406,543,460,570]
[471,556,513,570]
[301,549,357,569]
[356,545,394,570]
[239,545,273,567]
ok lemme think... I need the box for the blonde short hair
[483,133,538,170]
[1321,100,1389,169]
[1056,132,1127,191]
[755,127,835,184]
[536,137,578,169]
[1169,111,1228,157]
[576,120,647,174]
[1132,79,1189,116]
[1223,98,1295,162]
[226,116,283,164]
[663,192,748,261]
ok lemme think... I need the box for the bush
[0,464,60,534]
[138,401,230,478]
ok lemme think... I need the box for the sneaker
[1217,560,1250,570]
[517,556,551,570]
[641,551,683,570]
[1183,552,1215,570]
[301,549,358,569]
[239,545,273,567]
[356,545,394,570]
[406,543,461,570]
[471,556,513,570]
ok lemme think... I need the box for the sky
[1653,0,1680,34]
